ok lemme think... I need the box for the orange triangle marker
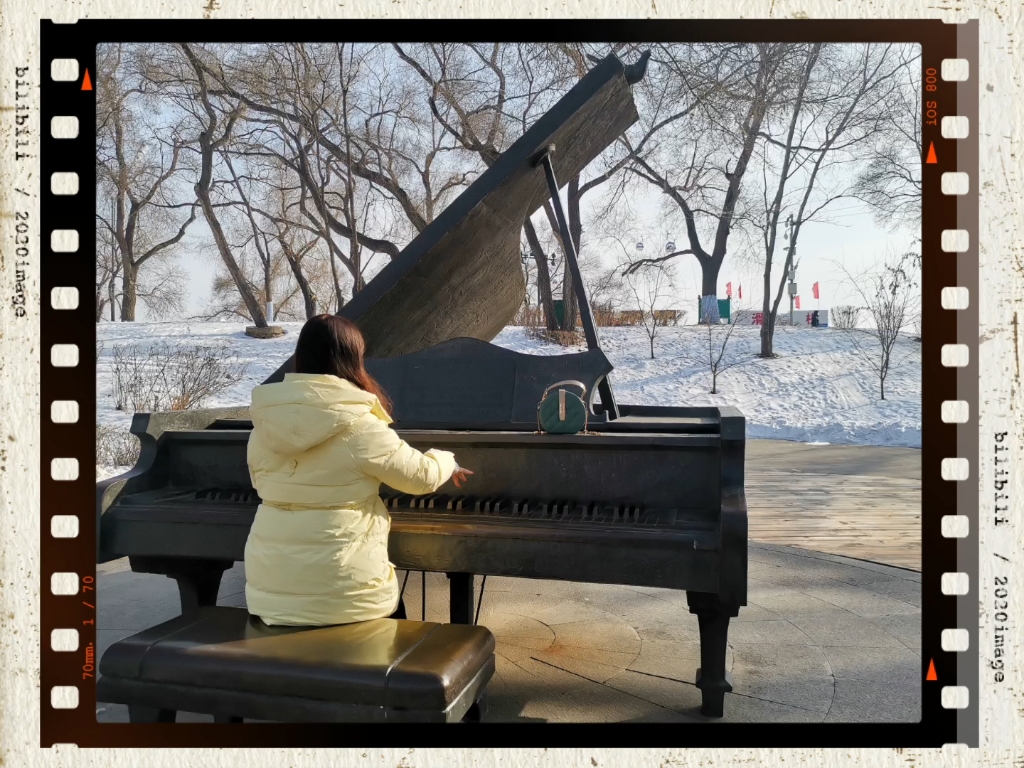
[925,141,937,164]
[926,659,938,681]
[81,68,93,91]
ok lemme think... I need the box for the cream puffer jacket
[244,373,457,626]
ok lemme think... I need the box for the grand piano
[96,52,748,719]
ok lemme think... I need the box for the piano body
[96,52,748,719]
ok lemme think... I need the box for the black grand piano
[97,53,747,719]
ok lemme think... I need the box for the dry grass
[525,328,585,347]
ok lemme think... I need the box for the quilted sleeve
[349,417,458,495]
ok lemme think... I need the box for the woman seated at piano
[243,314,473,626]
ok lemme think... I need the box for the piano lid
[264,52,643,383]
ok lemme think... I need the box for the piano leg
[129,556,233,614]
[686,591,739,718]
[447,572,475,624]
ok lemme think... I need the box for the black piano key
[492,499,503,514]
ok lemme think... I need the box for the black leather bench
[97,607,495,723]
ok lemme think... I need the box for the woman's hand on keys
[452,468,474,488]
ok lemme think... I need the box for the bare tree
[754,43,917,358]
[96,43,198,321]
[172,42,270,327]
[696,317,746,394]
[622,260,674,359]
[838,250,920,399]
[851,45,922,231]
[394,42,641,333]
[626,43,798,324]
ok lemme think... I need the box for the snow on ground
[96,321,920,479]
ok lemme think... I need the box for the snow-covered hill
[96,321,920,478]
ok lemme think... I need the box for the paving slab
[95,541,921,724]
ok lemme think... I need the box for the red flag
[738,284,743,299]
[726,282,732,298]
[812,282,820,300]
[795,296,801,309]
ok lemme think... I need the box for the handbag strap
[541,380,588,399]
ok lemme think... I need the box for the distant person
[244,314,473,626]
[812,310,820,327]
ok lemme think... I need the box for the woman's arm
[349,418,458,495]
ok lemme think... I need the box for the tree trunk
[561,262,579,332]
[650,335,655,359]
[699,259,723,324]
[880,376,885,400]
[120,261,138,321]
[264,270,273,322]
[197,188,267,326]
[327,250,345,312]
[281,247,318,320]
[759,267,774,357]
[524,219,557,331]
[560,175,583,332]
[108,275,117,321]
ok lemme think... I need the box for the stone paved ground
[95,543,920,724]
[95,440,921,724]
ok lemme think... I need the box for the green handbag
[537,380,589,435]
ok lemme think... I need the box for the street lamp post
[521,249,560,311]
[784,215,798,326]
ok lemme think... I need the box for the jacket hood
[249,373,392,456]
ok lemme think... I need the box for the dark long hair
[293,315,392,413]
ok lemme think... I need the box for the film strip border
[38,19,979,748]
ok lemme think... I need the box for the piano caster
[686,591,739,719]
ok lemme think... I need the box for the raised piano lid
[264,52,641,381]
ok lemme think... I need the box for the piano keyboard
[114,488,709,531]
[379,492,685,528]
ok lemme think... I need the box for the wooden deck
[745,441,921,571]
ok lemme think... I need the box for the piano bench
[96,606,495,724]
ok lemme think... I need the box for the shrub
[830,305,861,330]
[96,423,140,468]
[111,342,249,413]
